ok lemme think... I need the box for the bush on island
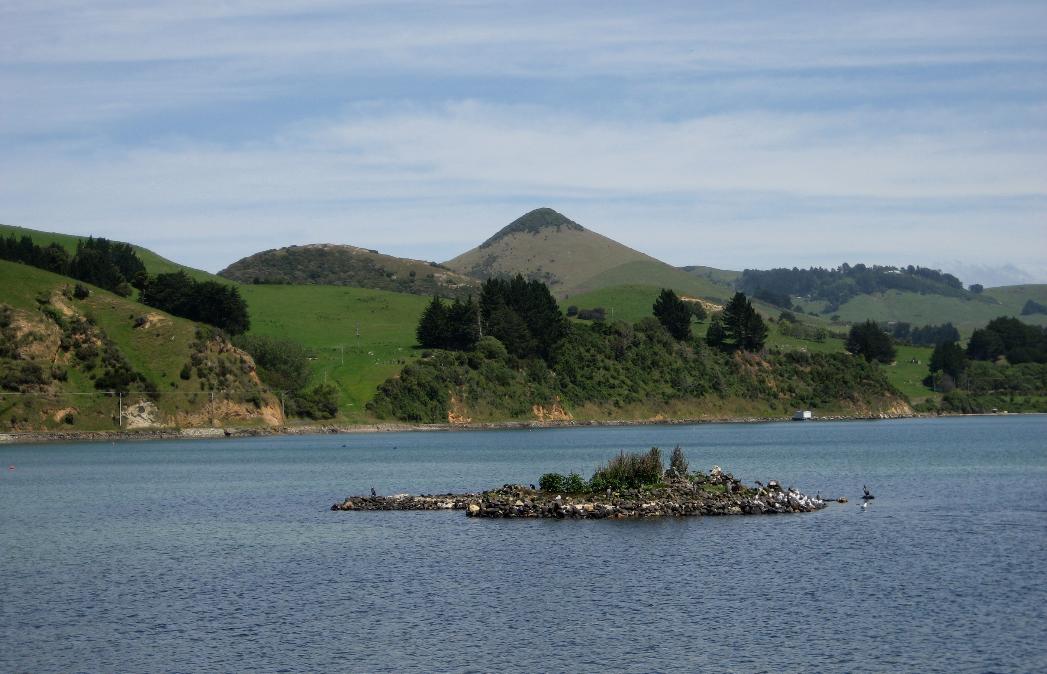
[590,447,663,492]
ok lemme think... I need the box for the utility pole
[118,392,123,428]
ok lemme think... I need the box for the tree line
[738,263,968,312]
[417,275,567,360]
[1,234,145,296]
[1,232,249,335]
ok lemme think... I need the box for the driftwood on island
[331,467,829,520]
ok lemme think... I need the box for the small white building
[792,410,812,421]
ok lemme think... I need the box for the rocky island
[331,448,829,519]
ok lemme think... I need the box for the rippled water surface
[2,416,1046,672]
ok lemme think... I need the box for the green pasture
[238,284,428,419]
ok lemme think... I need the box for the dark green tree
[446,297,480,351]
[140,272,250,334]
[705,314,726,348]
[929,341,968,379]
[720,292,767,351]
[416,296,450,348]
[653,288,692,340]
[967,316,1047,364]
[479,275,565,360]
[846,320,896,363]
[966,328,1004,361]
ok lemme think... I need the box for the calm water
[1,417,1045,673]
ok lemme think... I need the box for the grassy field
[562,284,676,324]
[886,344,937,402]
[0,223,218,282]
[238,284,429,420]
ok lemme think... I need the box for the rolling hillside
[219,243,478,298]
[444,208,725,299]
[792,286,1047,335]
[0,259,280,431]
[0,223,218,282]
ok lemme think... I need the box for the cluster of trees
[1021,299,1047,316]
[967,317,1047,364]
[846,321,897,363]
[416,297,480,351]
[371,311,900,423]
[566,306,607,321]
[417,275,567,361]
[706,292,768,351]
[140,272,250,335]
[738,263,967,312]
[923,317,1047,398]
[1,234,145,296]
[1,233,251,335]
[752,287,792,309]
[886,321,960,347]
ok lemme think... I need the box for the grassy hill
[0,259,279,431]
[0,223,218,282]
[444,208,722,300]
[220,243,478,298]
[679,265,741,287]
[793,286,1047,336]
[237,283,429,421]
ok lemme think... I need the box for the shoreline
[2,410,1036,445]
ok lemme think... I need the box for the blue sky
[2,1,1045,285]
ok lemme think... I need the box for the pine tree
[720,292,768,351]
[416,296,450,348]
[653,288,692,340]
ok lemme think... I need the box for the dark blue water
[2,417,1045,673]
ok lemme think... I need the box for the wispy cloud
[1,1,1045,282]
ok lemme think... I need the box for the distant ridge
[480,208,585,248]
[219,243,478,298]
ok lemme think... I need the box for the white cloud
[1,101,1043,274]
[0,2,1044,277]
